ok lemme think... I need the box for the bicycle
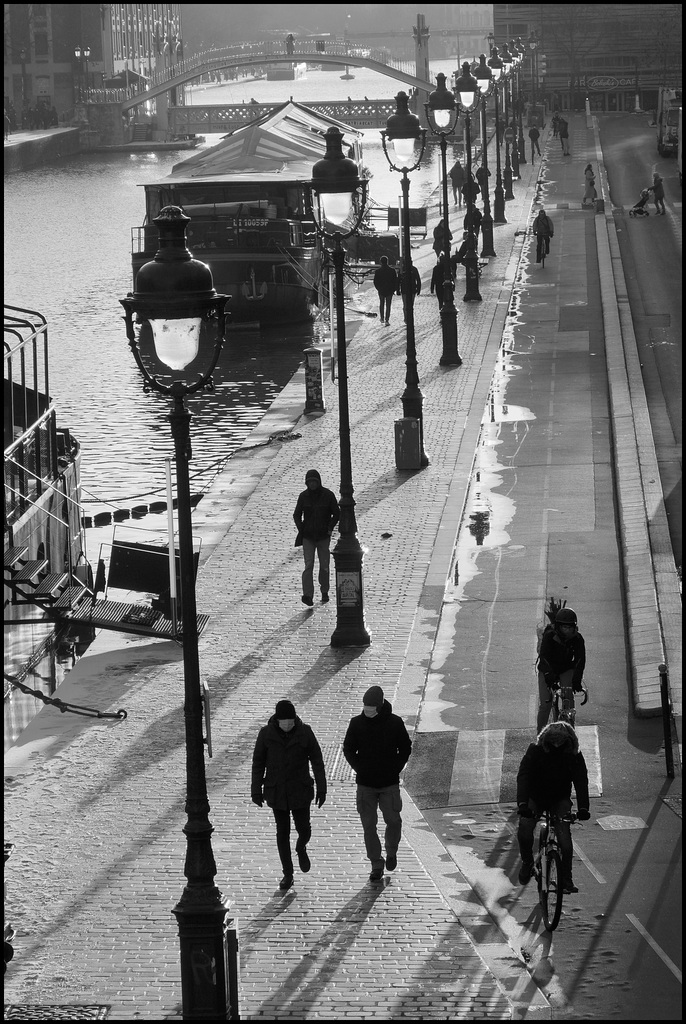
[550,681,588,728]
[534,808,578,931]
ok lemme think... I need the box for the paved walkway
[4,115,680,1020]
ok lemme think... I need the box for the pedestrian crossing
[404,726,602,809]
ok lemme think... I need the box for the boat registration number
[234,217,269,227]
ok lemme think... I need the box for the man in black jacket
[343,686,412,881]
[293,469,340,606]
[252,699,327,891]
[516,721,591,894]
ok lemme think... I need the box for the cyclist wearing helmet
[536,607,586,732]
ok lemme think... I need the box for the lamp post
[500,45,515,200]
[473,54,496,257]
[309,127,371,648]
[120,206,235,1021]
[514,39,527,164]
[528,31,540,116]
[504,44,520,178]
[381,91,429,466]
[74,45,91,102]
[19,47,27,114]
[453,63,481,303]
[488,45,507,225]
[425,73,461,367]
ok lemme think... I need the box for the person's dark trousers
[531,142,540,162]
[379,294,392,322]
[518,797,573,879]
[356,784,402,871]
[272,807,312,875]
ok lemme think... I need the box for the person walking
[516,721,591,894]
[551,111,560,138]
[430,254,449,307]
[536,606,586,731]
[583,164,597,206]
[449,158,465,207]
[528,124,541,162]
[293,469,339,606]
[343,685,412,882]
[432,218,452,258]
[251,699,327,891]
[559,118,570,155]
[397,258,421,322]
[373,255,398,325]
[464,204,482,246]
[649,172,666,214]
[532,208,554,263]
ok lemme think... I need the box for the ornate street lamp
[453,63,481,303]
[381,91,429,466]
[514,39,527,164]
[473,54,496,257]
[500,44,516,199]
[504,44,520,178]
[425,73,461,367]
[74,45,91,102]
[309,127,371,648]
[120,206,235,1021]
[528,31,540,115]
[488,45,507,225]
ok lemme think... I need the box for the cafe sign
[587,75,635,90]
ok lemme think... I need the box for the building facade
[4,3,182,120]
[493,4,682,113]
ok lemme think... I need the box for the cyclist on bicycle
[536,606,586,732]
[533,209,554,263]
[516,721,591,894]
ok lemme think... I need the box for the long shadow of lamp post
[381,91,429,467]
[309,126,371,648]
[425,73,461,367]
[453,63,482,303]
[120,206,237,1021]
[500,44,516,200]
[487,44,507,225]
[473,54,496,257]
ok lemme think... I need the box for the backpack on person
[535,597,567,678]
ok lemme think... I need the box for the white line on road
[626,913,682,983]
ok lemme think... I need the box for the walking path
[5,114,680,1020]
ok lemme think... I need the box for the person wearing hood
[251,699,327,891]
[293,469,340,606]
[343,686,412,882]
[516,721,591,894]
[649,172,666,214]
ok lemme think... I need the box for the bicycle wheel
[541,850,564,931]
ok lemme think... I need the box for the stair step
[54,584,89,610]
[33,572,70,598]
[4,546,29,569]
[11,559,49,583]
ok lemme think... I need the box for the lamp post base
[463,254,482,302]
[480,211,497,257]
[331,538,371,648]
[173,893,237,1020]
[401,388,429,466]
[439,296,461,366]
[493,183,507,224]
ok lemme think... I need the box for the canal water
[3,60,467,748]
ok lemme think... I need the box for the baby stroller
[629,189,651,217]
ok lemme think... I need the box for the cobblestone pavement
[4,115,678,1020]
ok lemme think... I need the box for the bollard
[659,663,675,779]
[303,346,325,414]
[594,197,605,214]
[395,417,421,470]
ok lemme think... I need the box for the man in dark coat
[373,255,398,325]
[343,685,412,881]
[252,699,327,890]
[516,721,591,893]
[293,469,339,605]
[528,124,541,162]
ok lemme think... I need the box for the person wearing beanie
[251,700,327,891]
[293,469,340,606]
[515,720,591,894]
[342,686,412,882]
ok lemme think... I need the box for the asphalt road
[599,112,682,571]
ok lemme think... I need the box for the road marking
[626,914,682,983]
